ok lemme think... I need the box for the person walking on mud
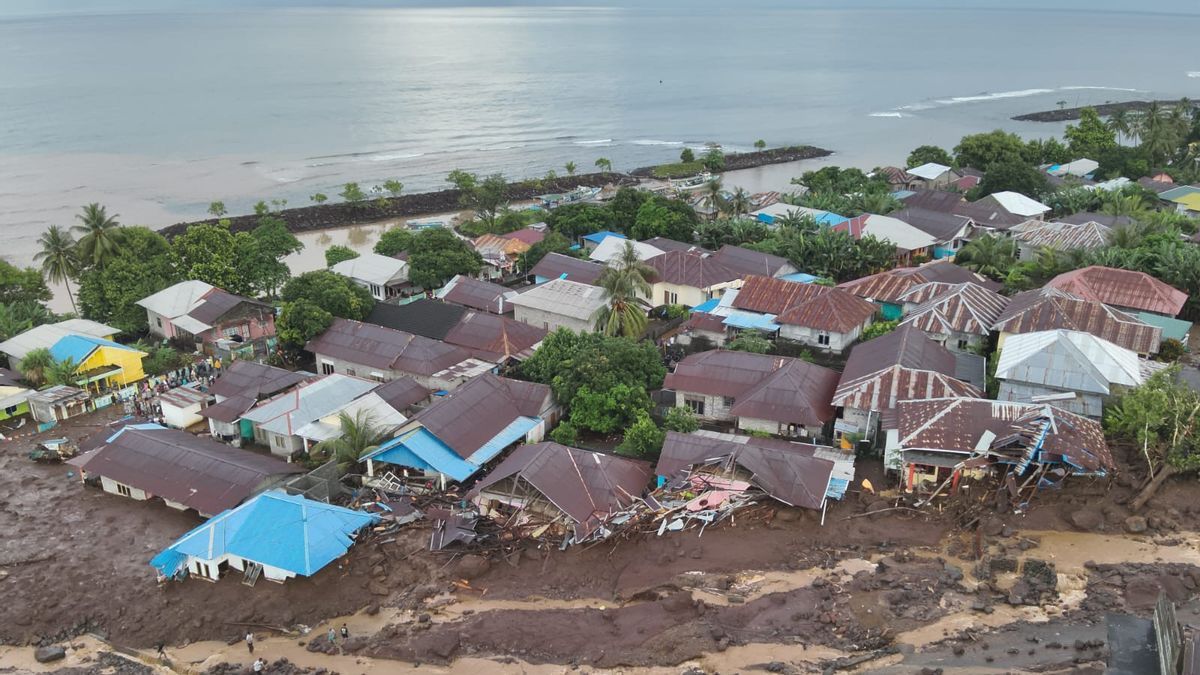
[327,627,336,644]
[245,632,255,653]
[340,624,349,640]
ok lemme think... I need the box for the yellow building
[49,335,147,392]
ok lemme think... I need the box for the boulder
[1125,516,1148,534]
[454,555,491,581]
[34,646,66,663]
[1069,508,1103,532]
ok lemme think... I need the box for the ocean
[2,1,1199,272]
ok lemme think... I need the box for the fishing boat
[538,186,601,209]
[670,172,715,192]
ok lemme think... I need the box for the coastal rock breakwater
[630,145,833,178]
[1014,99,1198,123]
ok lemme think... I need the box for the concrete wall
[312,352,474,392]
[162,402,204,430]
[513,305,595,334]
[254,426,303,457]
[739,416,818,439]
[778,323,863,354]
[100,475,149,501]
[673,391,734,423]
[649,282,733,309]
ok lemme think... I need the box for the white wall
[513,306,594,334]
[100,476,149,501]
[162,402,204,430]
[779,323,864,354]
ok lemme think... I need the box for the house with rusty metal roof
[709,244,798,279]
[365,299,546,364]
[724,275,877,353]
[436,275,519,314]
[664,350,840,439]
[305,318,494,391]
[1010,220,1112,261]
[363,373,557,483]
[992,288,1162,356]
[468,442,652,543]
[137,281,277,361]
[68,422,302,517]
[200,361,313,441]
[899,281,1010,353]
[656,431,847,511]
[884,398,1112,496]
[889,207,976,259]
[1045,266,1188,317]
[529,252,606,285]
[833,326,982,444]
[995,329,1161,418]
[839,260,994,320]
[645,249,742,308]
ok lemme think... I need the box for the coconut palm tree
[565,161,577,176]
[18,348,55,387]
[954,235,1016,281]
[727,188,752,216]
[1106,109,1132,145]
[45,357,79,387]
[593,241,653,337]
[311,410,388,473]
[33,225,80,314]
[701,178,725,219]
[1137,102,1180,166]
[73,203,123,268]
[1101,191,1148,219]
[0,301,50,343]
[594,157,613,173]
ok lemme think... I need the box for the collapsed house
[467,441,653,545]
[884,398,1113,499]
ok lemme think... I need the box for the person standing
[327,627,336,644]
[252,657,265,673]
[340,624,349,640]
[245,632,254,653]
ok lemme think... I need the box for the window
[116,483,133,497]
[345,368,356,377]
[321,362,335,375]
[685,398,705,416]
[722,396,735,408]
[957,338,969,351]
[664,290,678,305]
[370,284,382,297]
[371,372,386,383]
[155,317,162,328]
[817,333,831,346]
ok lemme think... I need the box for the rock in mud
[1069,508,1103,532]
[34,645,66,663]
[455,555,491,580]
[1124,516,1148,534]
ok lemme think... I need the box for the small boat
[539,186,601,208]
[670,172,715,192]
[407,216,448,230]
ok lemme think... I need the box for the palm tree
[46,357,79,387]
[1137,102,1180,166]
[33,225,80,314]
[593,241,653,337]
[1101,191,1148,219]
[311,410,388,473]
[727,188,752,216]
[701,178,725,219]
[565,161,577,176]
[0,302,50,342]
[955,235,1016,281]
[73,203,123,268]
[1109,223,1147,249]
[18,348,55,387]
[1106,109,1131,145]
[594,157,613,173]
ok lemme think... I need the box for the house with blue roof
[48,334,147,392]
[579,230,625,252]
[363,373,557,485]
[150,491,378,583]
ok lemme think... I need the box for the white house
[508,278,608,333]
[158,384,212,430]
[330,252,411,301]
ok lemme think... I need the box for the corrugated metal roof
[507,278,607,321]
[208,361,310,400]
[710,245,793,278]
[834,214,938,252]
[152,491,377,577]
[136,280,215,318]
[0,320,120,362]
[588,237,663,263]
[437,275,519,314]
[907,162,953,180]
[241,374,380,436]
[733,275,827,314]
[646,250,741,289]
[834,326,980,411]
[306,318,474,375]
[1133,312,1192,342]
[1011,220,1111,252]
[683,311,729,334]
[444,311,547,362]
[986,191,1051,217]
[49,334,143,363]
[74,424,301,515]
[330,252,408,287]
[159,384,212,410]
[995,329,1144,395]
[900,282,1010,337]
[405,373,551,460]
[993,289,1162,355]
[731,275,876,332]
[890,207,973,241]
[528,253,605,285]
[1046,266,1188,316]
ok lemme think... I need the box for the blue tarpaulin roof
[150,491,378,578]
[722,310,779,331]
[814,212,848,226]
[365,416,541,482]
[581,230,625,244]
[50,334,140,363]
[692,298,721,313]
[778,272,819,284]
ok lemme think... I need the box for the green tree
[663,405,699,433]
[568,383,652,434]
[374,227,415,257]
[312,410,388,473]
[325,245,359,268]
[549,421,578,446]
[754,139,767,150]
[45,356,79,387]
[594,157,613,173]
[727,188,752,217]
[953,130,1029,171]
[680,148,696,163]
[517,329,666,408]
[171,223,248,294]
[73,203,124,269]
[565,161,577,176]
[253,201,270,216]
[0,260,52,307]
[547,202,616,240]
[136,342,187,377]
[610,187,651,231]
[727,331,772,353]
[382,179,404,198]
[251,217,302,258]
[33,225,80,314]
[617,411,664,458]
[17,348,54,387]
[77,227,177,333]
[1136,102,1183,166]
[1107,109,1133,144]
[973,158,1049,198]
[310,193,329,204]
[860,320,898,341]
[630,196,699,241]
[1064,107,1118,160]
[339,182,367,206]
[1025,137,1072,165]
[448,171,508,228]
[0,301,50,343]
[277,298,334,348]
[517,231,572,271]
[594,241,654,337]
[207,201,227,218]
[701,147,726,172]
[700,178,725,219]
[407,228,483,289]
[905,145,953,169]
[955,234,1017,281]
[281,270,375,320]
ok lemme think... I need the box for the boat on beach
[670,172,715,192]
[538,186,601,209]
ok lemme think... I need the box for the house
[305,318,493,391]
[158,384,212,429]
[474,233,531,277]
[580,230,625,253]
[588,236,664,264]
[363,374,558,484]
[330,252,412,301]
[46,334,147,393]
[642,237,708,253]
[468,442,652,543]
[1171,193,1200,215]
[906,162,960,190]
[995,329,1157,418]
[656,431,853,511]
[0,368,31,422]
[992,288,1162,356]
[645,249,742,307]
[528,252,606,285]
[0,319,119,372]
[365,299,546,364]
[1047,158,1099,179]
[884,398,1112,494]
[1010,220,1112,261]
[664,350,840,439]
[150,491,378,583]
[839,260,994,320]
[239,374,385,457]
[899,282,1010,353]
[292,382,419,449]
[136,281,277,361]
[1130,312,1192,347]
[835,214,938,263]
[878,166,923,191]
[709,244,798,279]
[832,326,982,444]
[508,278,608,334]
[750,202,848,227]
[501,226,546,248]
[68,422,301,517]
[27,385,93,423]
[889,208,975,259]
[977,191,1051,220]
[724,276,877,353]
[677,311,731,348]
[900,189,967,214]
[198,361,311,442]
[1045,266,1188,317]
[437,275,519,314]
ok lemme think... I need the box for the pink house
[136,280,278,361]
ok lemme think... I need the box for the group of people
[123,355,224,422]
[242,623,350,671]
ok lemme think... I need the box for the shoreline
[1013,99,1196,122]
[629,145,833,178]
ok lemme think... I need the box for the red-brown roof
[646,250,742,289]
[683,311,728,335]
[1045,266,1188,316]
[833,326,981,412]
[733,275,826,314]
[839,261,995,304]
[528,253,605,285]
[502,227,546,246]
[409,373,552,459]
[899,282,1010,337]
[993,289,1162,354]
[732,275,877,333]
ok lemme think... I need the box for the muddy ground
[2,409,1200,674]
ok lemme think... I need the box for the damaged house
[468,442,653,545]
[136,280,277,361]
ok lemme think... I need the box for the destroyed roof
[995,329,1145,396]
[894,398,1112,473]
[710,244,793,278]
[899,282,1010,337]
[657,432,835,510]
[207,360,311,400]
[890,207,973,241]
[468,442,653,539]
[71,424,301,515]
[684,311,729,334]
[405,373,551,459]
[645,250,742,289]
[507,278,608,321]
[993,289,1161,354]
[834,326,981,412]
[731,275,877,333]
[839,260,990,304]
[437,275,519,314]
[1045,266,1188,316]
[528,253,605,285]
[665,351,839,427]
[366,299,465,340]
[151,491,378,578]
[305,318,474,375]
[1010,220,1112,252]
